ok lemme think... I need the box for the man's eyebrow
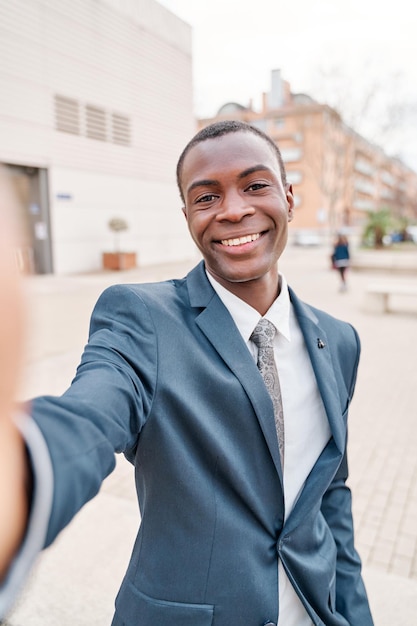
[186,179,219,195]
[186,165,273,196]
[238,165,273,179]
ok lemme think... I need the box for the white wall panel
[49,166,195,273]
[0,0,196,273]
[0,119,51,166]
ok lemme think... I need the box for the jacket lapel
[187,262,284,482]
[185,264,347,481]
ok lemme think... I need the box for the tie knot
[250,318,276,348]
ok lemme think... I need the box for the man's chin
[207,263,276,286]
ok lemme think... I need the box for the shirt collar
[206,271,292,343]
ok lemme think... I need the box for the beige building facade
[0,0,196,274]
[199,70,417,242]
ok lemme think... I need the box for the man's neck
[208,271,281,317]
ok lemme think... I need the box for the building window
[354,178,375,195]
[293,194,302,208]
[86,105,107,141]
[112,113,131,146]
[354,158,374,176]
[54,95,80,135]
[353,198,375,211]
[280,147,302,163]
[381,170,395,186]
[251,119,267,132]
[380,187,394,200]
[287,170,303,185]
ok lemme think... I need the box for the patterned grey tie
[250,318,285,468]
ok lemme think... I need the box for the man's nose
[216,192,255,221]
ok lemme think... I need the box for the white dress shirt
[207,272,331,626]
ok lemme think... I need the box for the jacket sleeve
[31,284,157,548]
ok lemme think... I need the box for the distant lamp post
[102,217,137,270]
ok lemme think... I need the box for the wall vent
[86,105,107,141]
[54,96,131,146]
[55,95,80,135]
[112,113,131,145]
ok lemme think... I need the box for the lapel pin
[317,338,326,349]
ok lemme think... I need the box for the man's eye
[195,194,217,203]
[246,183,268,191]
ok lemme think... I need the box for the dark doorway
[2,164,53,274]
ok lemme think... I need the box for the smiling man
[1,121,373,626]
[179,127,293,315]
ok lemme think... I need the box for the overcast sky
[157,0,417,170]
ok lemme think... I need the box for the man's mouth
[220,233,261,247]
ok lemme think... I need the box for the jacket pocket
[115,581,214,626]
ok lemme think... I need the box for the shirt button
[263,622,276,626]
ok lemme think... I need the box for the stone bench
[363,282,417,313]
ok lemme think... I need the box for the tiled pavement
[6,245,417,625]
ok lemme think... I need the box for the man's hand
[0,170,29,580]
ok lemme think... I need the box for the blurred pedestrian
[332,233,350,291]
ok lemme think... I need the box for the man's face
[180,131,294,291]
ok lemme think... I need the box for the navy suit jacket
[32,261,373,626]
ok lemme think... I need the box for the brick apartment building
[198,69,417,243]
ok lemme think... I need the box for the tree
[308,64,417,166]
[296,64,417,235]
[361,208,393,248]
[108,217,128,253]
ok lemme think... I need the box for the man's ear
[286,184,295,222]
[181,206,187,220]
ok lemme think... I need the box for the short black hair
[176,120,288,203]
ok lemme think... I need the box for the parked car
[292,230,322,246]
[383,227,417,245]
[406,226,417,243]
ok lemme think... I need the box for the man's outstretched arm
[0,182,30,582]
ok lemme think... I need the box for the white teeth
[220,233,260,247]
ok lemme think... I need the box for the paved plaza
[5,244,417,625]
